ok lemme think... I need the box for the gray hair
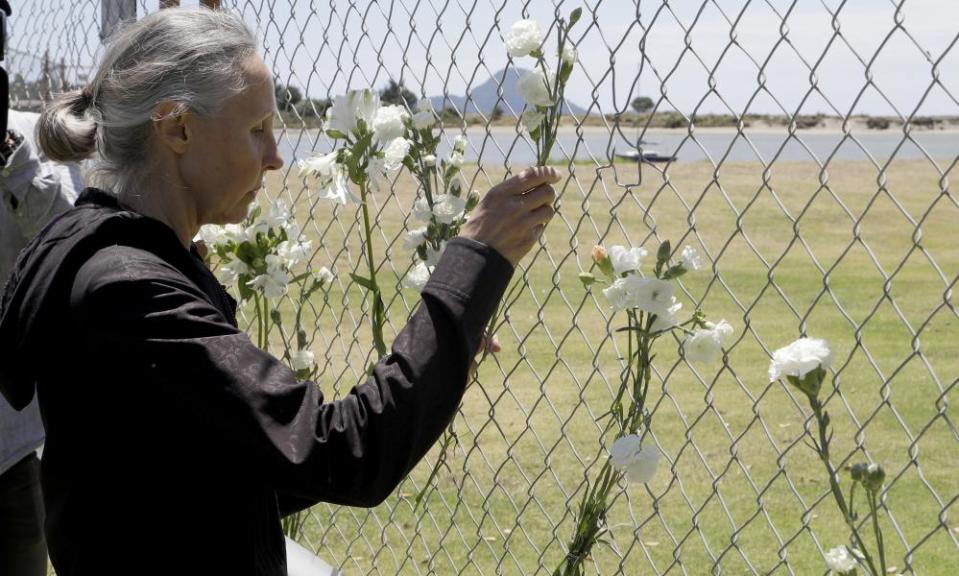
[36,8,258,196]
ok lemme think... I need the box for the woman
[0,8,557,576]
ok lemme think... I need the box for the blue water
[277,128,957,166]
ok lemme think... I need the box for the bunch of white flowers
[200,201,317,302]
[401,127,479,292]
[560,238,726,576]
[582,241,731,362]
[824,545,859,575]
[504,9,581,164]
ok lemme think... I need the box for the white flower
[516,70,553,107]
[609,435,661,484]
[245,218,271,239]
[603,276,672,314]
[416,98,433,112]
[263,200,290,230]
[631,277,675,316]
[608,245,648,275]
[560,45,578,66]
[683,319,734,363]
[403,227,427,251]
[424,241,447,267]
[422,154,436,167]
[277,240,312,267]
[372,104,409,142]
[412,197,432,223]
[297,151,339,178]
[681,245,704,271]
[824,546,858,574]
[247,268,289,299]
[198,224,227,247]
[220,258,250,285]
[504,19,544,58]
[520,109,545,133]
[412,110,435,130]
[319,165,359,205]
[453,134,469,153]
[446,151,464,168]
[223,223,250,244]
[403,261,432,291]
[382,137,412,170]
[317,266,334,285]
[290,349,315,372]
[650,298,682,333]
[431,193,467,225]
[768,337,833,382]
[325,89,380,135]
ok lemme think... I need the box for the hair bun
[35,89,99,162]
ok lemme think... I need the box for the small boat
[615,147,677,163]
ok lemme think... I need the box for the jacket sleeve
[1,129,79,241]
[71,237,512,508]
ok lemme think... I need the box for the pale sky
[9,0,959,117]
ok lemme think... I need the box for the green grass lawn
[242,158,957,574]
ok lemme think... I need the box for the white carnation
[325,89,379,135]
[198,224,227,247]
[650,298,682,333]
[382,137,412,170]
[769,337,833,382]
[220,258,250,285]
[609,435,661,484]
[560,44,578,66]
[520,109,545,133]
[290,349,315,372]
[277,240,312,267]
[317,266,335,285]
[681,245,704,271]
[403,261,432,292]
[453,134,469,153]
[297,151,339,178]
[372,105,409,142]
[608,245,648,275]
[504,19,544,58]
[824,545,858,574]
[422,154,436,167]
[247,268,289,299]
[403,227,427,251]
[412,197,432,223]
[516,70,553,107]
[431,194,467,225]
[318,165,358,205]
[630,277,675,316]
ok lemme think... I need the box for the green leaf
[560,60,574,84]
[350,273,375,291]
[569,7,583,27]
[578,272,596,287]
[657,240,671,265]
[661,264,687,280]
[325,129,347,140]
[529,48,544,60]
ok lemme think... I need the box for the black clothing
[0,453,46,576]
[0,188,513,575]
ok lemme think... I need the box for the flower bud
[850,462,868,483]
[591,245,615,278]
[863,463,886,493]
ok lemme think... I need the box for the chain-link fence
[9,0,959,574]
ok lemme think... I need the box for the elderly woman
[0,8,557,576]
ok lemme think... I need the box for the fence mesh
[9,0,958,574]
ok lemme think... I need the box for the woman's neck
[119,180,197,250]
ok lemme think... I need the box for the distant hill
[429,68,588,117]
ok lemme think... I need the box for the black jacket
[0,188,513,575]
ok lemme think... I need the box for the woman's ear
[152,101,192,155]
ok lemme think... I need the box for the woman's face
[180,55,284,225]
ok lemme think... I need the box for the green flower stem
[809,398,880,576]
[556,310,653,576]
[868,490,888,574]
[359,179,388,358]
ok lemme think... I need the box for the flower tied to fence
[558,240,730,576]
[770,337,891,576]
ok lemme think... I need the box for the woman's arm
[72,237,512,508]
